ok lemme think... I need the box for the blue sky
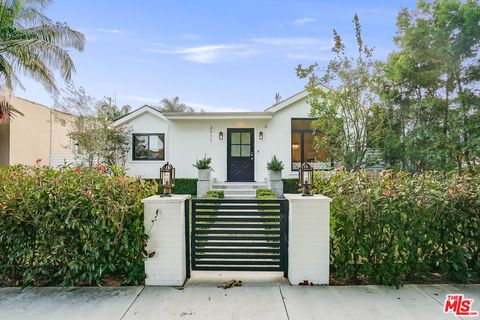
[16,0,417,112]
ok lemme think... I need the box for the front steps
[211,182,269,198]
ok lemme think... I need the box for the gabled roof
[112,105,168,126]
[163,111,273,120]
[264,83,329,113]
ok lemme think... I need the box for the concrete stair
[211,182,269,198]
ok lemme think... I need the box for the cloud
[294,17,316,25]
[145,37,331,63]
[182,33,200,40]
[97,28,133,36]
[146,44,255,63]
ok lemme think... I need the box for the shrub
[193,155,212,170]
[256,188,276,199]
[314,169,480,286]
[0,164,157,286]
[266,155,284,172]
[203,190,224,198]
[283,178,300,193]
[157,178,197,195]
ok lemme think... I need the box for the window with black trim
[133,134,165,160]
[291,119,328,170]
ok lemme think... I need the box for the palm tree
[159,96,195,112]
[97,97,131,121]
[0,0,85,121]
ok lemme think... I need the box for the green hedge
[203,190,224,198]
[315,170,480,286]
[155,178,197,195]
[256,188,276,199]
[0,165,157,286]
[283,178,300,193]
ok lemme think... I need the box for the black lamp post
[299,162,314,196]
[160,162,175,197]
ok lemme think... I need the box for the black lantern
[259,131,264,140]
[160,162,175,197]
[219,131,224,140]
[299,162,314,196]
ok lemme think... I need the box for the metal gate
[185,198,288,276]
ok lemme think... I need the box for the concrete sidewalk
[0,273,478,320]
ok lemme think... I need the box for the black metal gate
[185,198,288,277]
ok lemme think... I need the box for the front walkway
[1,273,478,320]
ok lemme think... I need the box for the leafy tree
[55,83,130,168]
[159,96,194,112]
[382,0,480,172]
[0,0,85,120]
[297,15,385,170]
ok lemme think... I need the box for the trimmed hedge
[256,188,276,199]
[156,178,197,195]
[0,165,157,286]
[283,178,300,193]
[315,170,480,286]
[203,190,224,198]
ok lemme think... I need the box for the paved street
[0,273,478,320]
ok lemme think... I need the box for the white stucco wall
[121,97,312,181]
[123,112,170,178]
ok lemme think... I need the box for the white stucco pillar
[284,194,332,285]
[142,195,190,286]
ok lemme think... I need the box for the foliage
[266,155,284,172]
[96,97,131,121]
[256,188,276,199]
[203,190,224,198]
[314,169,480,286]
[0,0,85,120]
[158,96,195,113]
[55,83,131,168]
[283,178,300,193]
[0,164,157,286]
[193,155,212,170]
[69,115,131,169]
[297,14,385,171]
[157,178,197,195]
[380,0,480,173]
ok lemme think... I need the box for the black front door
[227,128,254,182]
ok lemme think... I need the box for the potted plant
[193,155,212,181]
[267,155,284,181]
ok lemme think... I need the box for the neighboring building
[113,89,330,182]
[0,96,77,167]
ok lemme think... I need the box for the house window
[133,134,165,161]
[291,119,327,170]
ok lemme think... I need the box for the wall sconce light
[259,131,264,140]
[219,131,224,140]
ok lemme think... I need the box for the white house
[112,89,330,183]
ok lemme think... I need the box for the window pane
[292,119,313,130]
[231,145,241,157]
[149,135,164,160]
[241,145,251,157]
[291,132,301,170]
[241,132,250,144]
[134,135,148,159]
[303,132,327,167]
[231,132,241,144]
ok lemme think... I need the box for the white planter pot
[198,169,211,181]
[269,170,282,182]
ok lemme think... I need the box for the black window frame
[132,133,165,161]
[291,118,321,171]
